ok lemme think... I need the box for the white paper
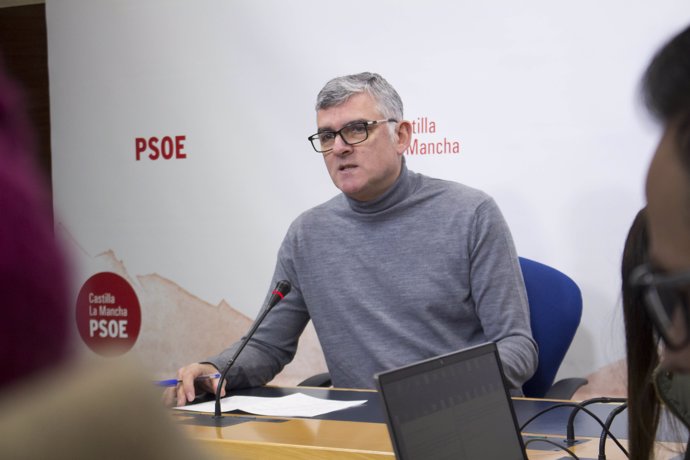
[174,392,366,417]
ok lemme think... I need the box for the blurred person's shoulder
[0,357,208,460]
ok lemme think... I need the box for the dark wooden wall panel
[0,3,51,189]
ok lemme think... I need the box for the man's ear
[395,120,412,154]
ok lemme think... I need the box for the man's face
[316,92,410,202]
[646,122,690,372]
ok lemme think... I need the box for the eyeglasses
[629,263,690,350]
[307,119,397,154]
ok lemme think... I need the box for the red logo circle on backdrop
[75,272,141,356]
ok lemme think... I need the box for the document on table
[174,392,367,418]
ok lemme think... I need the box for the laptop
[375,342,528,460]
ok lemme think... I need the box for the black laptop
[375,342,528,460]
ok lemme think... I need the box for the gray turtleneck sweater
[207,163,538,391]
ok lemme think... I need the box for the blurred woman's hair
[622,208,660,460]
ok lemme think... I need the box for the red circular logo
[75,272,141,356]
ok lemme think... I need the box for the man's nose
[331,133,353,156]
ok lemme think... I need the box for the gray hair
[315,72,404,122]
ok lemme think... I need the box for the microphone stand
[597,402,628,460]
[213,280,291,420]
[566,397,627,445]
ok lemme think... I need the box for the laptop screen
[375,342,527,460]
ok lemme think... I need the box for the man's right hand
[161,362,225,407]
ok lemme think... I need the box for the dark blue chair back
[519,257,583,398]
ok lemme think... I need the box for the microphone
[566,397,627,445]
[597,402,628,460]
[213,280,291,419]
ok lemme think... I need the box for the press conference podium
[172,386,684,460]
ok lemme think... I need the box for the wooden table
[174,386,685,459]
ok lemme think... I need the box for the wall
[46,0,690,383]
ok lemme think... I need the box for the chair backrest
[519,257,583,398]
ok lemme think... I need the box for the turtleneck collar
[344,157,416,214]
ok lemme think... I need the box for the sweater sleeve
[468,198,538,390]
[204,233,310,390]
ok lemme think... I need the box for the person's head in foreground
[626,23,690,460]
[0,58,71,390]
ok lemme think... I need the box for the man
[166,72,537,407]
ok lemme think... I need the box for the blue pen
[155,373,221,387]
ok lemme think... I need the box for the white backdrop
[47,0,690,380]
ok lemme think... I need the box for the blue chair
[519,257,586,399]
[300,257,587,398]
